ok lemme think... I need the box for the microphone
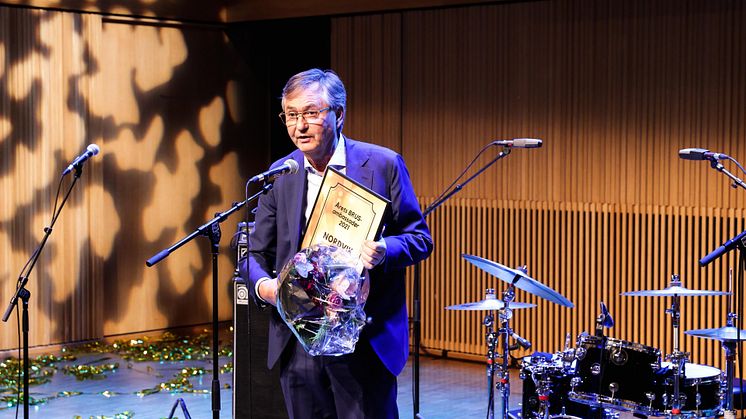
[700,229,746,267]
[679,148,730,161]
[62,144,100,176]
[249,159,300,183]
[600,301,614,328]
[510,331,532,350]
[492,138,543,148]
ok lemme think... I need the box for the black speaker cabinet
[232,222,287,418]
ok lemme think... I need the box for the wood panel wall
[333,0,746,368]
[3,0,746,367]
[0,8,105,348]
[0,6,255,349]
[97,16,252,337]
[227,0,504,22]
[0,0,232,23]
[412,198,746,369]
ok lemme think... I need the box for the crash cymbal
[462,254,574,308]
[685,326,746,342]
[622,286,730,297]
[446,296,537,311]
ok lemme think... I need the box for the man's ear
[336,107,344,130]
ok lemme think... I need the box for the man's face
[283,86,341,164]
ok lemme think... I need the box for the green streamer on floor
[0,329,233,414]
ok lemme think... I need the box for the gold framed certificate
[302,167,389,271]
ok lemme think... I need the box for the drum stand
[484,285,525,419]
[525,370,557,419]
[664,275,689,418]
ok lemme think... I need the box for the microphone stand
[700,155,746,416]
[146,182,273,419]
[412,147,512,418]
[738,252,745,416]
[2,167,85,419]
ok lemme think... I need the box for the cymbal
[462,254,574,308]
[685,326,746,342]
[622,286,731,297]
[446,296,537,311]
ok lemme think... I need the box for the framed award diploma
[302,167,390,272]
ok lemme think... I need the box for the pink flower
[330,275,357,300]
[327,291,343,310]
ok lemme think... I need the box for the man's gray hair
[281,69,347,115]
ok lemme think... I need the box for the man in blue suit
[243,68,433,418]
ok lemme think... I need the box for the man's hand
[361,238,387,270]
[258,277,279,306]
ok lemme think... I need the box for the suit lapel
[345,138,373,189]
[285,155,306,252]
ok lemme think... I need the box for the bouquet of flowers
[277,244,370,356]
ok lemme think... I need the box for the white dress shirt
[303,135,347,226]
[255,135,347,302]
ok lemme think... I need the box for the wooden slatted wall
[0,6,252,349]
[332,0,746,368]
[0,8,105,346]
[414,199,745,369]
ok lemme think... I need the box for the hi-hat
[622,286,730,297]
[462,254,574,308]
[446,296,537,311]
[685,326,746,342]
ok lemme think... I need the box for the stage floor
[0,350,503,419]
[0,345,727,419]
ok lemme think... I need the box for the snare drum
[571,335,661,412]
[650,362,722,417]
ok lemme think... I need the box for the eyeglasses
[279,107,332,125]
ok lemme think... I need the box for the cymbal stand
[721,313,738,417]
[486,284,521,419]
[664,275,688,418]
[484,305,498,418]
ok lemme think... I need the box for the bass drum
[520,354,602,419]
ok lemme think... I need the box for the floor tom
[647,362,722,417]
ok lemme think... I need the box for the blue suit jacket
[242,137,433,376]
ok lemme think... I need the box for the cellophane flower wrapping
[277,244,370,356]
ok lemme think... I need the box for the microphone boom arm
[145,183,273,267]
[709,159,746,191]
[424,148,511,217]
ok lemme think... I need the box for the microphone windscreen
[285,159,300,174]
[87,144,101,156]
[678,148,708,160]
[514,138,542,148]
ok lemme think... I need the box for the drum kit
[447,254,746,419]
